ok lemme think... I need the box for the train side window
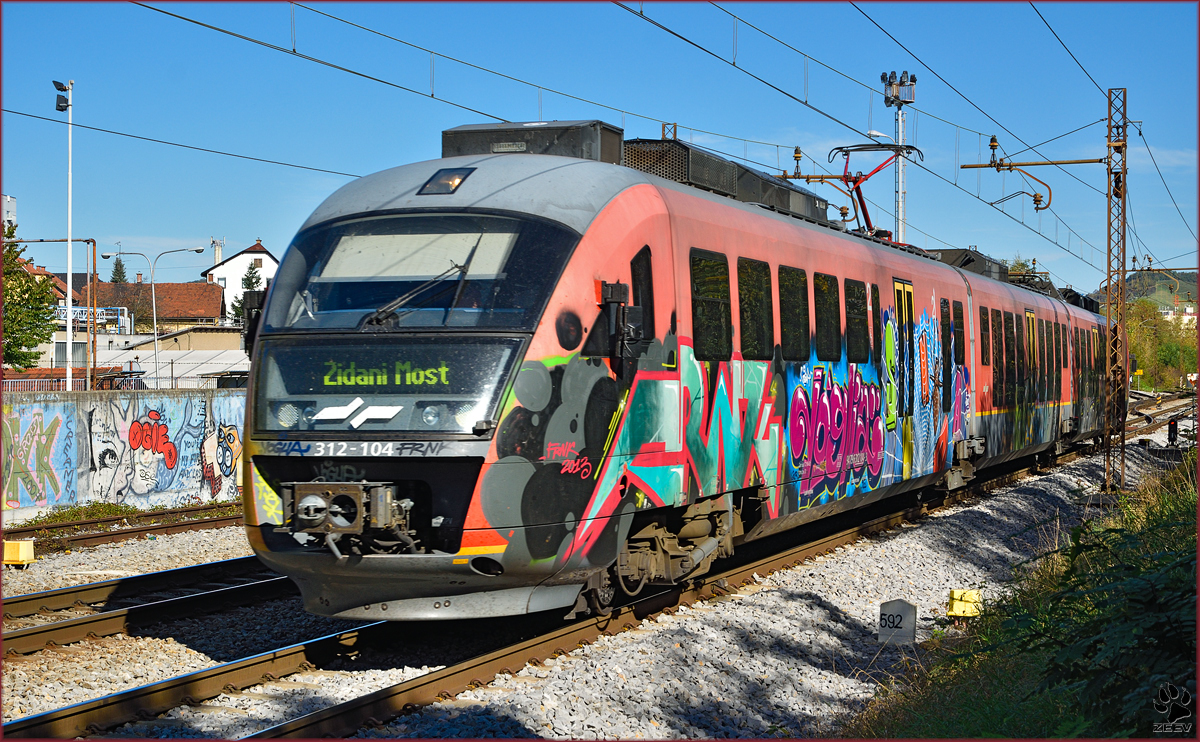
[992,309,1004,405]
[630,246,655,341]
[871,284,883,373]
[1003,311,1016,406]
[814,272,841,362]
[1038,319,1047,394]
[737,257,773,361]
[1015,312,1026,393]
[979,307,991,366]
[845,279,869,364]
[690,250,732,362]
[1054,322,1063,400]
[940,298,953,412]
[779,266,810,362]
[1058,323,1066,368]
[952,301,965,366]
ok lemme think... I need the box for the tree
[3,224,59,370]
[230,261,263,320]
[109,255,127,283]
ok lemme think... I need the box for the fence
[2,376,241,392]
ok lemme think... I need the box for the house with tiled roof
[201,238,278,317]
[83,280,225,334]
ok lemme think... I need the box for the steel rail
[1,623,385,739]
[3,502,237,539]
[247,468,1048,739]
[3,556,264,619]
[54,514,245,548]
[2,576,296,655]
[0,443,1156,738]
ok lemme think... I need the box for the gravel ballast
[2,429,1186,737]
[1,526,254,597]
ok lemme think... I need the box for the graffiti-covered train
[241,120,1110,621]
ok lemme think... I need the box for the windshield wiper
[361,261,466,328]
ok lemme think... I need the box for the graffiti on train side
[2,391,246,512]
[479,296,977,572]
[787,365,885,500]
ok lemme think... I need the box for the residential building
[202,239,278,318]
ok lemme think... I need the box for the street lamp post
[103,246,204,389]
[54,79,74,388]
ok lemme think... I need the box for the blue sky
[3,2,1196,289]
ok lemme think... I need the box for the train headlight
[422,405,444,427]
[275,402,302,429]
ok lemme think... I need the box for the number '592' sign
[878,599,916,645]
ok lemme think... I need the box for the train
[240,119,1111,621]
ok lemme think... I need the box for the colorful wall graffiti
[3,390,245,515]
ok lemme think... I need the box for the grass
[9,497,244,555]
[840,449,1197,738]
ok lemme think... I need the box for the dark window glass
[1057,322,1066,368]
[1038,318,1047,403]
[1054,322,1063,400]
[979,307,991,366]
[1015,313,1025,395]
[871,284,883,372]
[940,298,953,412]
[262,213,578,333]
[952,301,965,366]
[630,246,655,340]
[1004,311,1016,406]
[737,258,773,361]
[814,273,841,362]
[992,308,1003,403]
[690,251,731,361]
[845,279,869,364]
[779,267,810,362]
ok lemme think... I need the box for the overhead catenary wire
[618,2,1104,274]
[850,2,1105,200]
[137,1,1109,274]
[1133,125,1198,243]
[708,2,988,137]
[133,2,507,123]
[2,108,362,178]
[1028,2,1105,96]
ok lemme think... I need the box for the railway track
[2,557,293,655]
[4,502,243,549]
[4,408,1189,738]
[3,442,1114,739]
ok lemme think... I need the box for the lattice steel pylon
[1103,88,1128,492]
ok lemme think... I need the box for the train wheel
[587,569,616,616]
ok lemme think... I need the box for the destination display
[254,336,522,434]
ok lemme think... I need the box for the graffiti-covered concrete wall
[3,389,245,516]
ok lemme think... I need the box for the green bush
[1004,453,1197,736]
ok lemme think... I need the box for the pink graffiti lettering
[788,366,885,494]
[128,410,178,469]
[559,456,593,479]
[545,441,578,461]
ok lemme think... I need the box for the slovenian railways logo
[1153,682,1193,734]
[312,397,403,429]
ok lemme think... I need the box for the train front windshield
[263,213,578,332]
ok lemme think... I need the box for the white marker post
[878,599,917,645]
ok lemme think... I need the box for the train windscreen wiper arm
[360,261,466,328]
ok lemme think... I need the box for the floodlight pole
[882,71,916,245]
